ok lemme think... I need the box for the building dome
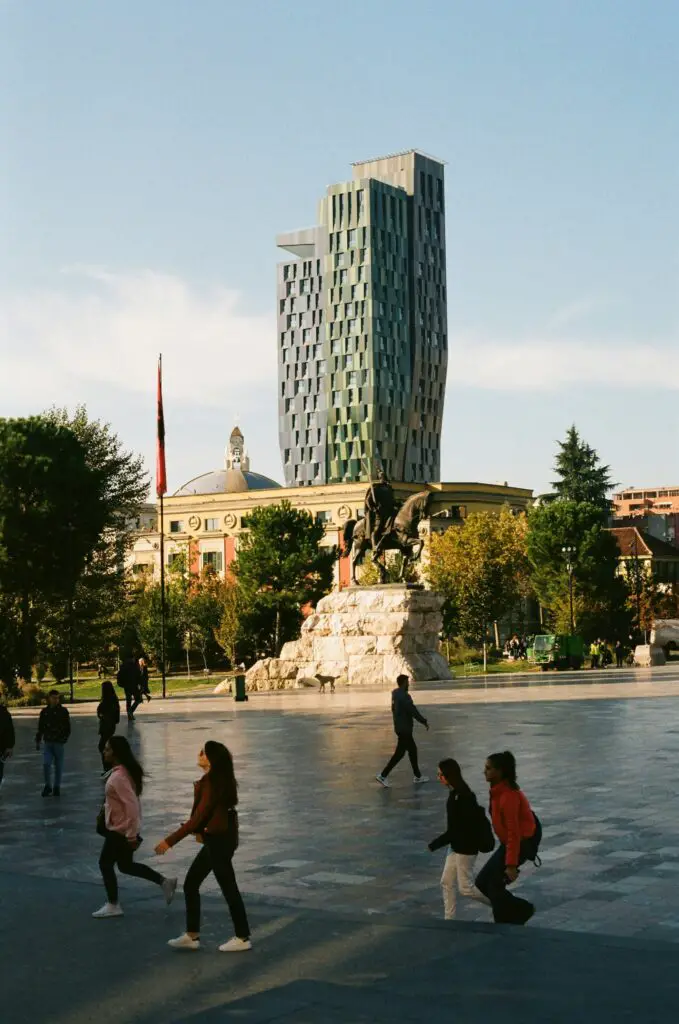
[173,426,282,496]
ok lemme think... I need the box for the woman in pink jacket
[92,736,177,919]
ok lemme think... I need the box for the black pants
[382,733,421,779]
[590,655,599,669]
[184,833,250,939]
[616,654,624,668]
[125,691,141,718]
[99,829,164,904]
[98,728,115,769]
[475,837,539,924]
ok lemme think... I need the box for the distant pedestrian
[375,674,429,787]
[139,657,152,702]
[117,656,143,720]
[475,751,541,925]
[92,736,177,919]
[0,701,15,790]
[614,640,624,669]
[589,640,600,669]
[97,681,121,772]
[155,740,251,953]
[428,758,492,919]
[35,690,71,797]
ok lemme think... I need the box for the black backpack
[476,805,495,853]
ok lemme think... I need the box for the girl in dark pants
[93,737,176,918]
[97,681,120,772]
[475,751,540,925]
[156,741,251,953]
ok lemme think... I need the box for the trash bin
[234,674,248,702]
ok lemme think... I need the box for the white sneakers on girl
[92,903,124,918]
[218,937,252,953]
[167,933,201,950]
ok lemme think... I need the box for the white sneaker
[218,937,252,953]
[414,776,430,784]
[168,933,201,950]
[92,903,124,919]
[162,876,178,905]
[375,774,390,788]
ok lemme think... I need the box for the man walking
[36,690,71,797]
[117,655,143,720]
[0,701,15,790]
[376,674,429,787]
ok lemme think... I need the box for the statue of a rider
[364,469,396,557]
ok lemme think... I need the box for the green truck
[529,634,584,671]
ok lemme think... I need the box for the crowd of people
[0,668,544,952]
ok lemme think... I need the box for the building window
[315,510,331,523]
[202,551,223,572]
[169,520,183,534]
[335,252,345,268]
[348,228,357,246]
[204,518,219,532]
[167,551,182,568]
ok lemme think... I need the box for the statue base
[245,585,453,690]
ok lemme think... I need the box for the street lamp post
[562,546,576,634]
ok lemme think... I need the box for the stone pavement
[4,678,679,1020]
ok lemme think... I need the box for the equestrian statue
[342,472,432,584]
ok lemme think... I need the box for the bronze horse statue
[341,490,432,584]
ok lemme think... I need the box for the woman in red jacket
[475,750,541,924]
[155,740,251,953]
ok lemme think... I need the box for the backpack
[476,805,495,853]
[527,812,543,867]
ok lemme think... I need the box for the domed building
[174,427,281,497]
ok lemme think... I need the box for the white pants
[440,851,491,919]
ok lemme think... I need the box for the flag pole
[156,353,168,699]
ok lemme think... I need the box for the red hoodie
[490,780,536,867]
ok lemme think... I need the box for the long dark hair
[100,680,119,707]
[438,758,470,793]
[204,740,238,807]
[108,735,145,796]
[488,750,519,790]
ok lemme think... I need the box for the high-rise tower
[277,150,447,487]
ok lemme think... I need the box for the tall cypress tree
[551,425,614,512]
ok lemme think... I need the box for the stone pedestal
[245,585,452,690]
[633,644,666,667]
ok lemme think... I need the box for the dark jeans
[382,733,421,779]
[125,691,141,718]
[184,832,250,939]
[99,829,164,904]
[43,742,65,788]
[475,836,539,923]
[591,655,599,669]
[616,654,624,668]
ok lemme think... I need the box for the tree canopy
[550,425,614,512]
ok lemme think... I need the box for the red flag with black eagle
[156,355,167,497]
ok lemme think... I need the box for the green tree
[213,574,243,668]
[186,569,223,671]
[550,425,614,511]
[0,417,107,680]
[526,500,629,638]
[428,507,531,652]
[234,501,335,657]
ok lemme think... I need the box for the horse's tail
[342,519,357,554]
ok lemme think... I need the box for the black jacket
[0,705,15,751]
[428,787,481,856]
[36,704,71,745]
[391,687,427,735]
[97,699,120,735]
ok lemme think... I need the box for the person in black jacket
[428,758,491,919]
[36,690,71,797]
[0,702,15,789]
[375,675,429,787]
[117,656,143,721]
[97,681,121,772]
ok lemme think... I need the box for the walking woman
[97,681,120,772]
[475,751,541,925]
[92,736,177,919]
[155,741,251,953]
[428,758,491,919]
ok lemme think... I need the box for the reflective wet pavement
[4,680,679,945]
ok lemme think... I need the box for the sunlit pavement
[4,673,679,1021]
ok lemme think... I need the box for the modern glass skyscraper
[277,150,447,487]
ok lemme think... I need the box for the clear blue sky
[1,0,677,496]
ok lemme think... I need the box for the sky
[1,0,677,498]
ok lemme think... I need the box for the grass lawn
[453,659,541,677]
[51,674,225,702]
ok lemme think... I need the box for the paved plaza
[4,674,679,1020]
